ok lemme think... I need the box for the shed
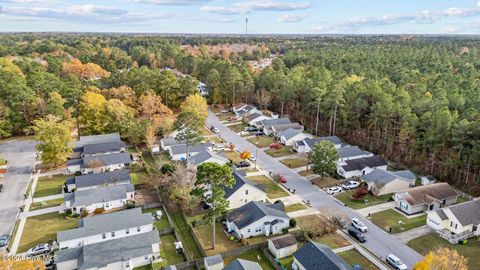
[268,234,298,259]
[204,254,224,270]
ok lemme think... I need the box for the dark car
[348,228,367,243]
[245,127,258,132]
[0,234,9,247]
[255,131,265,136]
[235,161,251,168]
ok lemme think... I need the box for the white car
[386,254,407,270]
[327,186,342,195]
[351,218,368,232]
[341,181,360,190]
[27,243,51,257]
[210,127,220,134]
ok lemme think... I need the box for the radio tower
[245,17,248,43]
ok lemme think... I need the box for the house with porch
[337,155,387,179]
[65,169,131,192]
[362,168,416,196]
[396,182,458,215]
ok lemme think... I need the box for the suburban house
[396,183,458,215]
[189,150,229,166]
[71,133,121,158]
[279,128,312,146]
[64,184,135,214]
[224,259,262,270]
[420,175,437,186]
[292,241,352,270]
[258,117,291,130]
[57,208,154,249]
[67,152,132,175]
[204,255,224,270]
[245,112,272,126]
[223,171,267,209]
[225,201,290,239]
[81,141,126,158]
[55,230,161,270]
[235,105,259,118]
[168,143,213,161]
[65,169,131,192]
[267,123,303,136]
[337,155,387,179]
[427,200,480,243]
[362,168,416,196]
[293,136,342,153]
[268,234,298,259]
[160,137,181,151]
[337,146,373,163]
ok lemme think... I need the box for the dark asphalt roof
[82,141,126,156]
[224,259,263,270]
[293,241,352,270]
[261,117,291,127]
[224,171,264,199]
[70,169,131,189]
[269,234,297,249]
[226,201,288,229]
[247,112,263,121]
[341,155,387,172]
[337,146,371,159]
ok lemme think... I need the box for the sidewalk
[20,206,63,219]
[393,225,433,243]
[356,201,396,217]
[287,208,320,218]
[32,193,63,202]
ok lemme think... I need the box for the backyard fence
[182,211,207,258]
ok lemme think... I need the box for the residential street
[0,139,37,236]
[208,111,423,268]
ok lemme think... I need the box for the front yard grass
[159,234,186,266]
[280,158,308,169]
[228,123,247,133]
[218,112,235,121]
[224,151,244,164]
[247,175,289,199]
[168,208,203,259]
[248,136,275,148]
[334,190,393,210]
[408,233,480,270]
[142,208,171,230]
[193,222,242,256]
[33,174,69,198]
[312,176,342,188]
[285,203,307,213]
[29,198,64,211]
[337,249,380,270]
[265,146,295,157]
[371,209,426,233]
[223,249,275,270]
[298,169,314,177]
[18,212,79,253]
[131,170,149,185]
[313,233,351,249]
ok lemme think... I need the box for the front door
[473,225,477,232]
[429,204,434,210]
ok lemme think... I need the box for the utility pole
[245,18,248,43]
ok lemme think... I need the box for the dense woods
[0,34,479,195]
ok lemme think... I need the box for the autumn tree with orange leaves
[414,247,468,270]
[62,58,110,80]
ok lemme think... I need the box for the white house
[204,255,223,270]
[160,137,181,151]
[65,169,131,192]
[245,112,272,126]
[189,150,229,166]
[268,234,298,259]
[396,183,458,215]
[168,143,213,161]
[224,171,267,209]
[293,136,342,153]
[55,230,161,270]
[234,105,259,118]
[225,201,290,239]
[427,200,480,243]
[267,123,303,136]
[361,169,416,196]
[67,152,132,175]
[336,146,373,164]
[64,184,135,214]
[57,208,154,249]
[259,117,291,131]
[337,155,387,179]
[279,129,312,146]
[292,241,351,270]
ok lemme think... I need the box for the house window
[126,229,129,235]
[455,224,458,229]
[144,255,149,260]
[111,231,115,237]
[137,226,141,232]
[450,221,453,227]
[102,233,106,239]
[247,229,251,233]
[245,190,249,195]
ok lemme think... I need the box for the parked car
[341,180,360,190]
[27,243,51,257]
[255,131,265,136]
[278,175,287,183]
[386,254,408,270]
[44,259,55,270]
[235,161,251,168]
[351,218,368,232]
[0,234,9,247]
[348,228,366,243]
[327,186,342,195]
[245,126,258,132]
[249,156,256,161]
[210,126,220,133]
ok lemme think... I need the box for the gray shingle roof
[279,128,302,141]
[362,169,415,186]
[82,141,126,156]
[247,112,263,121]
[74,133,120,148]
[69,169,131,189]
[337,146,371,159]
[341,155,387,172]
[226,201,288,229]
[271,123,303,133]
[56,230,160,269]
[447,200,480,226]
[83,152,132,168]
[223,259,262,270]
[204,254,223,267]
[65,184,135,207]
[269,234,297,249]
[189,150,228,166]
[304,136,342,149]
[261,117,291,128]
[404,183,458,206]
[67,159,83,167]
[57,208,152,242]
[293,241,352,270]
[161,137,180,147]
[435,209,448,221]
[224,171,264,199]
[170,143,212,155]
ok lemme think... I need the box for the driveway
[0,139,37,236]
[209,110,423,268]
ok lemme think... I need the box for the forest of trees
[0,34,479,195]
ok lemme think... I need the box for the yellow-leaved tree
[0,257,46,270]
[180,93,208,124]
[78,92,107,135]
[414,247,468,270]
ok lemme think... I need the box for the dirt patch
[135,185,161,206]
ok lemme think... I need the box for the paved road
[208,111,423,268]
[0,139,37,236]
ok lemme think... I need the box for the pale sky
[1,0,480,34]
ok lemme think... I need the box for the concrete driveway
[0,139,37,236]
[208,110,423,268]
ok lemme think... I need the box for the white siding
[227,185,268,210]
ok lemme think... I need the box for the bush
[351,188,368,200]
[125,201,136,209]
[80,208,88,218]
[290,218,297,228]
[161,163,174,174]
[282,228,289,234]
[93,208,105,215]
[130,162,144,172]
[269,143,282,150]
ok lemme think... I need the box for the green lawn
[338,249,380,270]
[158,234,186,267]
[247,175,289,199]
[18,212,79,253]
[193,222,242,256]
[407,233,480,270]
[224,249,275,270]
[29,198,64,211]
[228,123,248,133]
[285,203,307,213]
[168,208,203,259]
[248,136,275,148]
[334,191,393,209]
[33,174,69,198]
[265,146,295,157]
[280,158,308,169]
[131,170,149,185]
[313,233,351,249]
[142,208,171,230]
[371,209,426,233]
